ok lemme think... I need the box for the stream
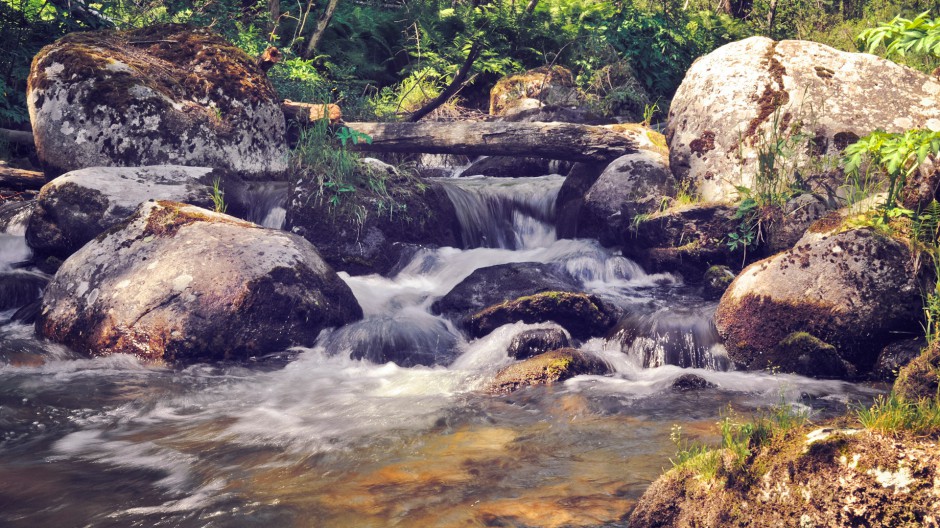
[0,174,880,527]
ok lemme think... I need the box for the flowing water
[0,177,880,527]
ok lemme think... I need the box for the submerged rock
[286,158,461,276]
[670,373,716,392]
[0,271,48,311]
[715,227,925,376]
[319,313,459,367]
[488,348,611,393]
[507,328,571,360]
[37,200,362,363]
[468,291,617,340]
[27,24,287,179]
[630,428,940,527]
[26,166,217,259]
[702,265,735,300]
[668,36,940,202]
[432,262,581,325]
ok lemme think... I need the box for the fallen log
[343,121,637,162]
[281,101,343,126]
[0,128,35,148]
[0,166,45,191]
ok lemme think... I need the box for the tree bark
[0,167,45,192]
[282,100,343,125]
[407,40,482,122]
[257,46,283,74]
[0,128,35,148]
[343,121,637,162]
[304,0,341,59]
[47,0,114,29]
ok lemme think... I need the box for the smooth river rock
[37,200,362,363]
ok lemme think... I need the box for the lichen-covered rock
[630,428,940,527]
[468,291,617,340]
[507,328,571,360]
[715,228,925,376]
[489,66,580,117]
[26,166,218,259]
[668,36,940,202]
[487,348,611,393]
[37,200,362,363]
[432,262,581,326]
[286,158,461,275]
[624,202,743,280]
[27,24,287,179]
[894,342,940,401]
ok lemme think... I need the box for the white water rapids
[0,176,881,527]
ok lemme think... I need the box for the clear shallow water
[0,177,881,527]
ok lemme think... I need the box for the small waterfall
[440,175,564,250]
[244,182,288,229]
[612,309,731,371]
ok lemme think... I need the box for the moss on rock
[467,291,617,340]
[487,348,611,394]
[894,342,940,401]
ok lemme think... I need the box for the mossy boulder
[487,348,611,394]
[702,265,735,300]
[489,66,580,117]
[715,227,925,377]
[894,342,940,401]
[631,428,940,527]
[285,158,461,275]
[26,166,219,259]
[507,328,571,360]
[468,291,617,340]
[668,36,940,202]
[759,332,854,378]
[27,24,287,179]
[37,200,362,364]
[623,202,743,281]
[432,262,582,327]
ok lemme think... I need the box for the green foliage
[671,403,810,481]
[857,392,940,436]
[209,176,227,214]
[858,11,940,58]
[843,129,940,215]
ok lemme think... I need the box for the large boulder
[37,200,362,363]
[715,227,925,375]
[286,158,461,275]
[668,36,940,202]
[27,24,287,179]
[26,166,218,259]
[431,262,582,326]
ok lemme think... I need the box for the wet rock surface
[26,166,217,259]
[507,328,571,360]
[670,373,716,392]
[715,227,925,376]
[27,24,287,179]
[432,262,582,326]
[668,36,940,202]
[37,200,362,363]
[488,348,611,393]
[468,291,617,340]
[286,158,461,276]
[319,313,460,367]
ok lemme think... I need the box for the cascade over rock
[285,158,461,276]
[27,24,288,179]
[668,36,940,202]
[487,348,611,393]
[715,227,925,376]
[26,166,218,259]
[37,200,362,363]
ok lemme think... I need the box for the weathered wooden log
[281,101,343,125]
[0,128,35,148]
[343,121,637,162]
[0,166,45,191]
